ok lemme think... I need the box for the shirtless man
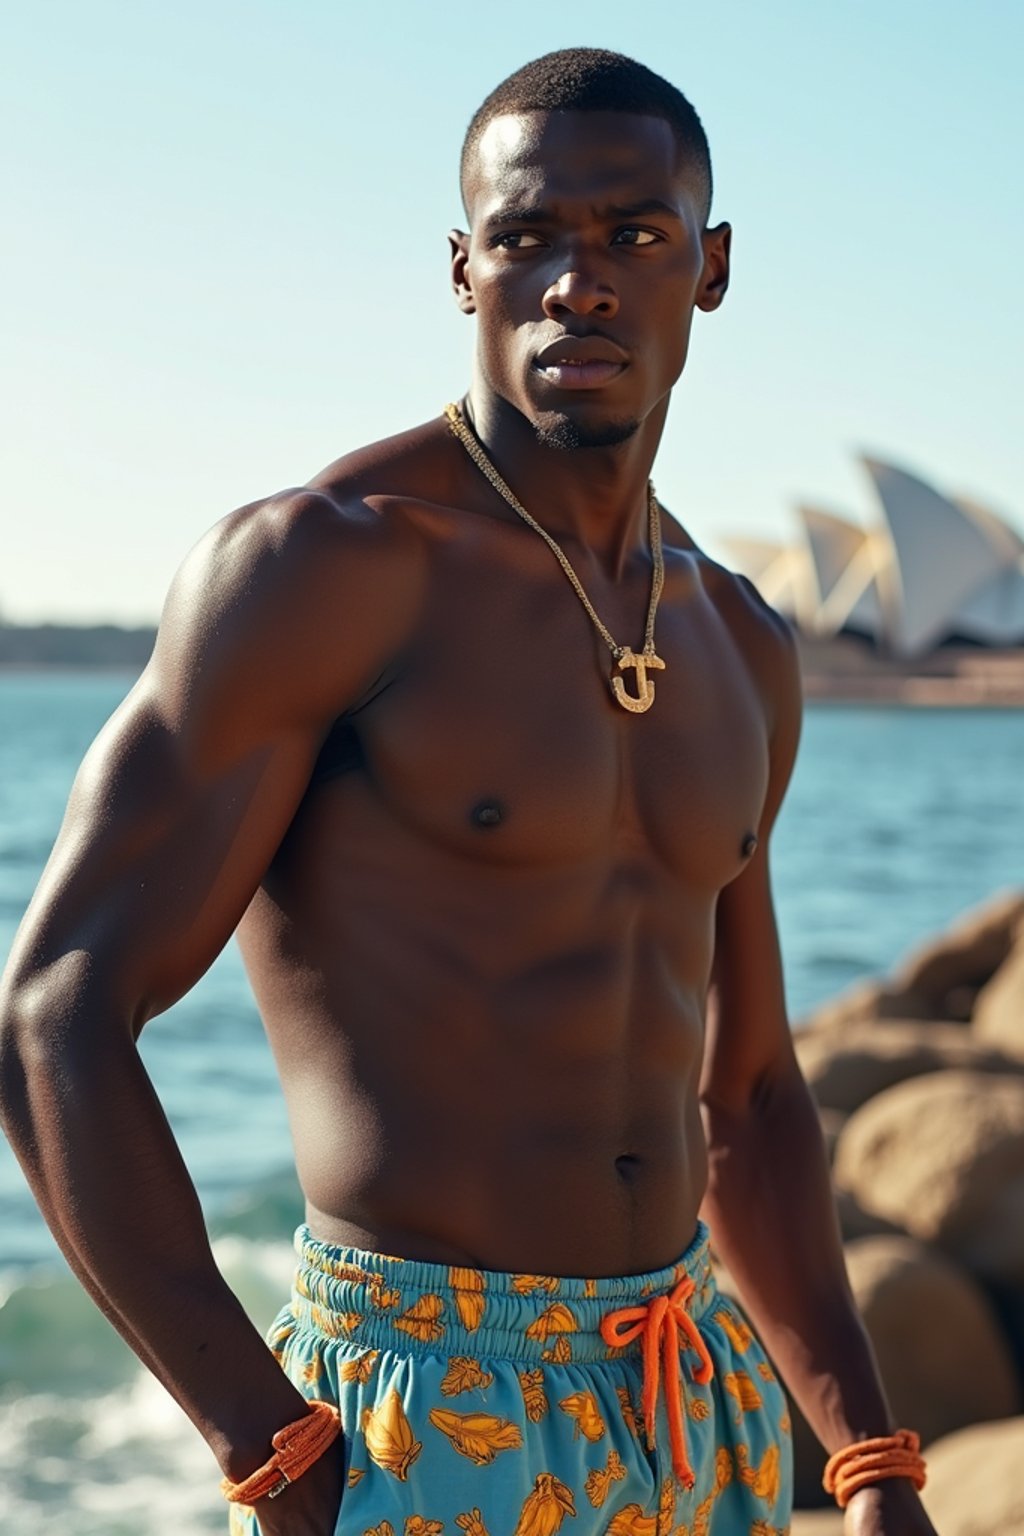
[0,48,935,1536]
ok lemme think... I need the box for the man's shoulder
[700,553,797,650]
[304,412,458,514]
[150,421,449,729]
[188,416,451,618]
[219,425,442,568]
[658,507,795,663]
[692,551,802,736]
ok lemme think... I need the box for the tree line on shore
[0,623,156,668]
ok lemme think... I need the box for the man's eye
[492,232,545,250]
[613,228,660,246]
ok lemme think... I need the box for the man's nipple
[741,831,759,859]
[471,799,505,829]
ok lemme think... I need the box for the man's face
[452,110,730,449]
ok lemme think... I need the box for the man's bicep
[700,600,804,1112]
[21,679,320,1028]
[9,490,413,1032]
[701,847,798,1112]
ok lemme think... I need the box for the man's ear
[449,228,476,315]
[696,221,731,313]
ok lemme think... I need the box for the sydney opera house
[721,458,1024,658]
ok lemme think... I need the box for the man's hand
[843,1479,939,1536]
[249,1447,345,1536]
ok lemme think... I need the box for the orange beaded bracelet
[220,1400,342,1504]
[823,1428,927,1509]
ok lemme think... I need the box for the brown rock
[844,1236,1021,1443]
[919,1416,1024,1535]
[796,889,1024,1031]
[985,1278,1024,1393]
[894,890,1024,1020]
[974,928,1024,1058]
[784,1236,1021,1506]
[797,978,897,1032]
[708,1227,1021,1508]
[834,1187,903,1242]
[785,1401,829,1508]
[834,1071,1024,1283]
[795,1019,1024,1116]
[790,1513,843,1535]
[818,1107,847,1164]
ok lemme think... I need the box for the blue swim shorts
[228,1220,793,1535]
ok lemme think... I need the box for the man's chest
[341,542,771,892]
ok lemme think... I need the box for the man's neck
[463,381,670,582]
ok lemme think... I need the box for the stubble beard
[532,412,641,451]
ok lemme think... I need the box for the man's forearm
[0,982,308,1481]
[699,1061,897,1455]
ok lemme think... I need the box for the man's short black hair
[461,47,713,224]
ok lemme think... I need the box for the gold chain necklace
[444,402,667,714]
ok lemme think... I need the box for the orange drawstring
[599,1274,715,1490]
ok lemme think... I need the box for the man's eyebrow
[603,198,683,222]
[482,205,552,230]
[482,197,683,230]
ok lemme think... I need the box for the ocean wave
[0,1234,298,1534]
[0,1374,226,1534]
[0,1231,297,1398]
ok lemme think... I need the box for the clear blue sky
[3,0,1022,622]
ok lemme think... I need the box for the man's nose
[541,267,619,319]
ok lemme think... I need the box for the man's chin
[532,410,640,451]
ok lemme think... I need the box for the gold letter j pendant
[610,648,665,713]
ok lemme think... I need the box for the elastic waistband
[288,1220,717,1364]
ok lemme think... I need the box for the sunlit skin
[0,109,936,1536]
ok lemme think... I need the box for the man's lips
[534,335,629,367]
[532,335,629,391]
[535,359,626,389]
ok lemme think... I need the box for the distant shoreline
[802,688,1024,708]
[2,627,1022,706]
[797,633,1024,707]
[0,624,156,671]
[0,663,144,675]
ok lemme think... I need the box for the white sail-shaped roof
[716,537,816,620]
[950,560,1024,644]
[953,496,1024,561]
[843,573,886,637]
[721,460,1023,657]
[717,537,789,584]
[798,506,869,605]
[861,458,1015,657]
[795,507,898,639]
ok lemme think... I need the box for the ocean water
[1,671,1023,1532]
